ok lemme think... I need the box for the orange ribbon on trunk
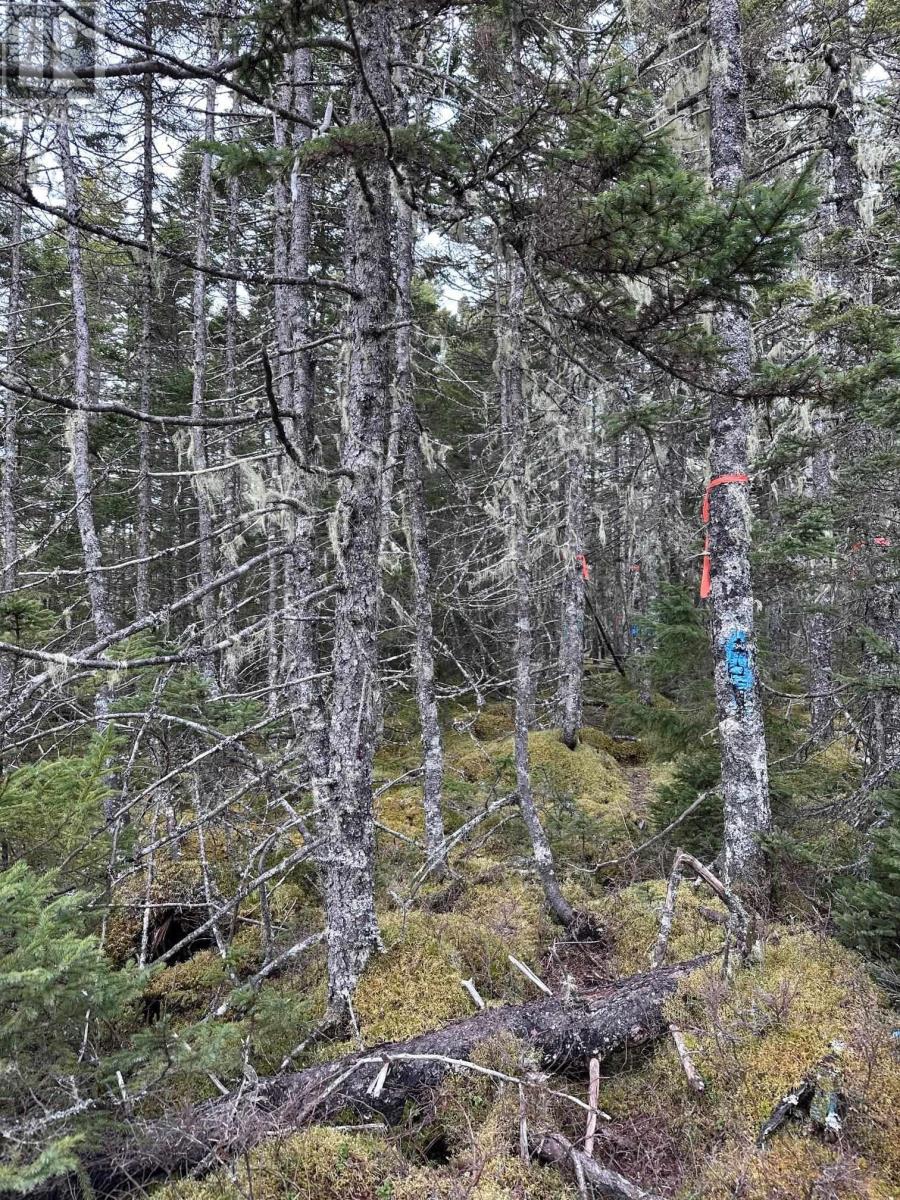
[700,473,750,600]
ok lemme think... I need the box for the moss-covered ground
[131,698,898,1200]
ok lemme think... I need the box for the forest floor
[108,700,899,1200]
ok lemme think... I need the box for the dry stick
[508,954,553,996]
[670,1026,705,1094]
[215,932,325,1018]
[584,1056,601,1156]
[583,587,628,677]
[535,1132,666,1200]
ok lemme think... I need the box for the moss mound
[452,731,629,819]
[153,1128,406,1200]
[698,1135,894,1200]
[578,727,648,763]
[598,925,900,1195]
[587,879,728,975]
[353,898,547,1043]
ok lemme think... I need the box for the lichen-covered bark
[189,69,220,691]
[707,0,772,905]
[135,29,154,619]
[394,145,446,868]
[284,49,329,783]
[499,254,575,928]
[806,10,862,740]
[58,108,114,645]
[321,2,393,1013]
[558,383,589,749]
[2,116,28,598]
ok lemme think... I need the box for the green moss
[588,880,727,976]
[695,1134,894,1199]
[153,1128,406,1200]
[376,785,428,839]
[354,904,544,1044]
[394,1158,571,1200]
[596,927,899,1194]
[579,728,648,764]
[452,731,628,819]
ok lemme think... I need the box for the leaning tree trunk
[320,1,393,1016]
[705,0,772,907]
[395,172,447,871]
[29,957,706,1200]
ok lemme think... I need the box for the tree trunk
[806,11,862,741]
[395,178,447,871]
[285,48,329,780]
[321,1,393,1015]
[500,252,575,929]
[706,0,772,907]
[1,114,28,597]
[135,19,154,618]
[30,958,705,1200]
[558,377,589,748]
[58,107,115,643]
[219,91,242,679]
[189,65,220,692]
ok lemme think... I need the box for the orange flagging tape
[699,474,750,600]
[575,553,590,581]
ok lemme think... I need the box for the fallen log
[29,957,708,1200]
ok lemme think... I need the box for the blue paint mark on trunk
[725,630,754,692]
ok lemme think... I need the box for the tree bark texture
[706,0,772,905]
[321,1,394,1013]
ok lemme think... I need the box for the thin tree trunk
[500,253,575,929]
[321,1,393,1016]
[135,18,154,618]
[58,104,119,823]
[1,114,28,597]
[219,92,242,679]
[189,65,220,692]
[58,107,115,644]
[706,0,772,906]
[806,14,862,741]
[558,377,589,749]
[285,48,329,782]
[394,142,446,869]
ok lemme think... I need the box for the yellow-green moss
[451,731,628,819]
[595,926,899,1194]
[394,1158,572,1200]
[578,728,647,763]
[696,1133,894,1200]
[153,1128,405,1200]
[588,880,727,976]
[354,906,541,1044]
[376,785,427,839]
[665,933,878,1135]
